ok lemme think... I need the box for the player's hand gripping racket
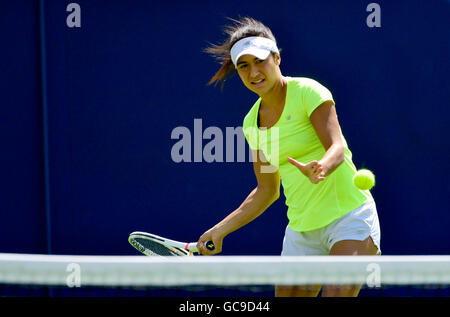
[128,231,215,256]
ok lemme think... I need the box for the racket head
[128,232,192,256]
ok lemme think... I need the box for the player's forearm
[319,143,345,177]
[213,186,279,238]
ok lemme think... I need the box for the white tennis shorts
[281,200,381,255]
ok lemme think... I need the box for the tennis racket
[128,231,215,256]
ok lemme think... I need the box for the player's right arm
[197,149,280,255]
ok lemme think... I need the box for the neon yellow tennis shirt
[242,77,373,232]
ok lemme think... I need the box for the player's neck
[260,76,287,110]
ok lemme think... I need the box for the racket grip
[205,240,215,251]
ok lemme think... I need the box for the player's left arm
[310,100,345,177]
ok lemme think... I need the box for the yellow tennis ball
[353,169,375,190]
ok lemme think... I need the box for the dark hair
[205,17,279,88]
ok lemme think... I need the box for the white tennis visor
[230,36,279,67]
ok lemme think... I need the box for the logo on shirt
[286,115,291,121]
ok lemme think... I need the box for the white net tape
[0,253,449,288]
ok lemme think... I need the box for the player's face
[235,53,281,95]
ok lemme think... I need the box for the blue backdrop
[0,0,449,258]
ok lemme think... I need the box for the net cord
[0,253,449,287]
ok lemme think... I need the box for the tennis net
[1,253,449,297]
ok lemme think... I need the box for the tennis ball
[353,169,375,190]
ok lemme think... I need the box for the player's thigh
[275,285,322,297]
[277,226,326,297]
[321,284,361,297]
[321,237,379,297]
[329,236,379,256]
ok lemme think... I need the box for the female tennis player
[197,17,381,297]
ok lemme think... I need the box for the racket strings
[132,237,190,256]
[134,238,175,256]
